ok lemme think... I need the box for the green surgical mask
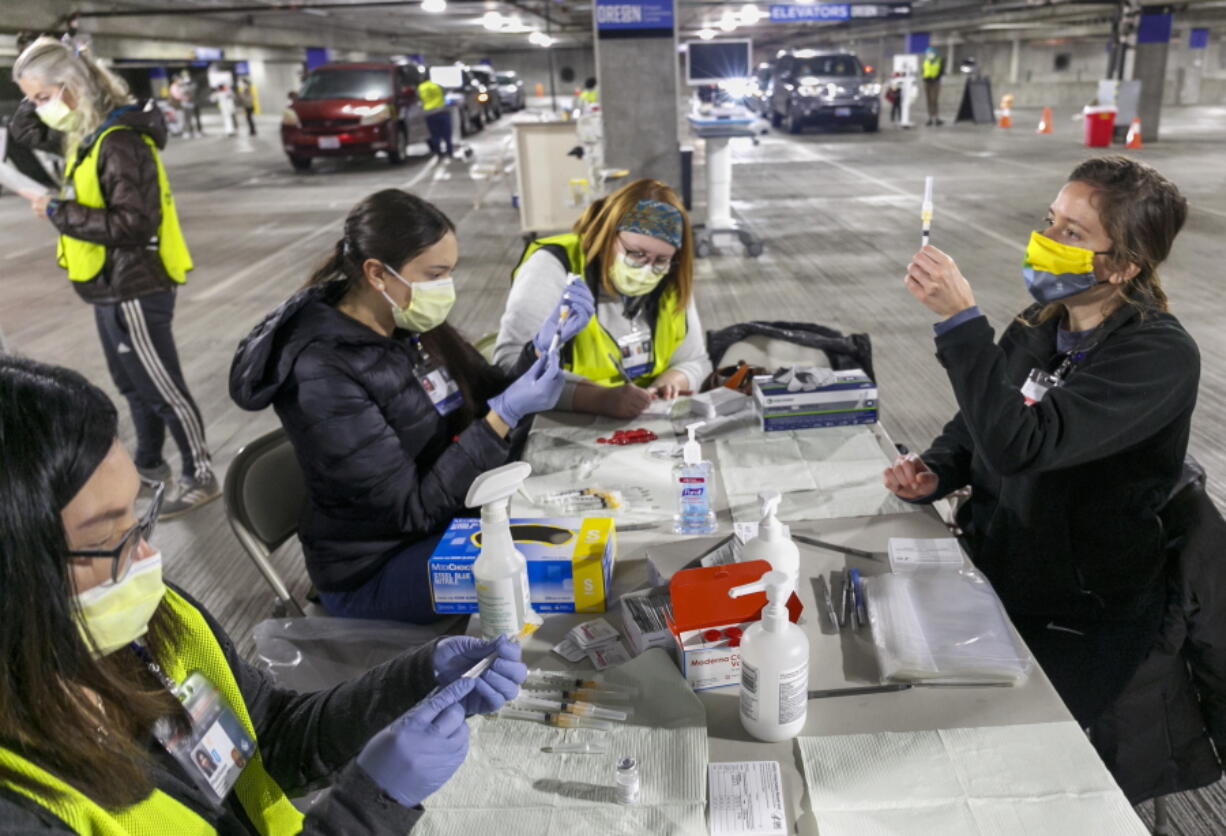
[609,254,662,298]
[36,90,79,133]
[73,551,167,657]
[381,264,456,333]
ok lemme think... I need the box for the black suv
[768,50,880,133]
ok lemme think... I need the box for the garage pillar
[1132,5,1172,143]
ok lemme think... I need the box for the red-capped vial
[703,629,724,643]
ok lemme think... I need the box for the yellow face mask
[1022,231,1105,304]
[74,551,167,657]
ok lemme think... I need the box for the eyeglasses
[66,480,163,584]
[619,240,675,275]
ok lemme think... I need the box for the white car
[495,71,526,111]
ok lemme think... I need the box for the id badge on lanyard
[616,326,653,380]
[1021,368,1062,406]
[412,340,462,416]
[153,671,256,804]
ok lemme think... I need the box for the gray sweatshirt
[493,249,712,408]
[0,586,437,835]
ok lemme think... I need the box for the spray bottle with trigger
[465,461,543,639]
[740,491,799,584]
[548,273,584,354]
[673,422,717,535]
[729,569,809,742]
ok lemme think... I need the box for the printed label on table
[708,761,788,836]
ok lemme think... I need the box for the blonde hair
[12,37,133,159]
[572,178,694,310]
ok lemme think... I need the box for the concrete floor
[3,104,1225,831]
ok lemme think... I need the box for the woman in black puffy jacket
[230,189,591,623]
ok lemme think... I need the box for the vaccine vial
[615,756,640,804]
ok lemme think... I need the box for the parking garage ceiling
[19,0,1226,58]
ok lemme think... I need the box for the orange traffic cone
[1036,106,1053,134]
[998,109,1012,128]
[1125,116,1143,149]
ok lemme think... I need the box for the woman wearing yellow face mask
[883,157,1198,730]
[230,189,589,624]
[0,356,527,834]
[495,178,712,419]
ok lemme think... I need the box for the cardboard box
[429,517,615,614]
[752,369,878,432]
[668,560,803,691]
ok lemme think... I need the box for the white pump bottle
[729,570,809,741]
[465,462,541,639]
[740,491,799,584]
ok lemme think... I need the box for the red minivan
[281,61,429,171]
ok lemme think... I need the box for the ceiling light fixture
[719,10,738,31]
[482,10,502,29]
[740,3,763,24]
[698,27,716,40]
[421,0,446,12]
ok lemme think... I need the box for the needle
[548,273,583,354]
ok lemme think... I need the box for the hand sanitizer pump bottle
[741,491,799,584]
[465,462,541,639]
[729,570,809,741]
[673,422,717,535]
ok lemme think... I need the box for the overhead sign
[595,0,674,31]
[768,3,910,23]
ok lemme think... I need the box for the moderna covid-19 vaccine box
[429,517,616,614]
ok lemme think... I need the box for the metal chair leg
[1152,795,1173,836]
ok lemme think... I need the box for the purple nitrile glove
[433,634,529,715]
[532,279,595,354]
[355,677,475,809]
[489,348,563,429]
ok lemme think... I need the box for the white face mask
[73,551,167,657]
[35,89,79,133]
[380,264,456,333]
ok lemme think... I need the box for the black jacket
[10,99,180,305]
[1091,468,1226,803]
[230,283,527,593]
[917,302,1200,623]
[0,586,434,834]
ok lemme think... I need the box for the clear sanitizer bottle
[729,570,809,742]
[465,461,542,639]
[673,422,717,535]
[740,491,799,584]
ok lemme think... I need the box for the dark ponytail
[305,189,494,430]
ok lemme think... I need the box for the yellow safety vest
[515,233,687,388]
[0,589,304,836]
[922,55,943,80]
[56,124,193,284]
[579,89,598,104]
[418,80,445,112]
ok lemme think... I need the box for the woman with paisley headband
[495,178,712,419]
[885,156,1198,731]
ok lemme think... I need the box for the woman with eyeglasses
[495,178,712,419]
[884,157,1198,729]
[0,355,526,834]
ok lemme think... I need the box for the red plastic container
[1084,106,1117,148]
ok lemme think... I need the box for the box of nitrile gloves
[428,517,616,614]
[753,368,878,432]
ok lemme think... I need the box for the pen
[607,351,633,385]
[838,574,851,629]
[849,568,867,629]
[809,683,912,699]
[792,534,885,562]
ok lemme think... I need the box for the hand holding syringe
[547,273,586,354]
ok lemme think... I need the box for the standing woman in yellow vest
[417,76,453,160]
[495,178,712,419]
[0,355,526,834]
[11,38,217,519]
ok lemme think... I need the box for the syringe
[523,686,635,704]
[499,706,614,730]
[547,273,584,354]
[526,669,639,698]
[542,741,610,754]
[514,695,630,722]
[921,175,934,248]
